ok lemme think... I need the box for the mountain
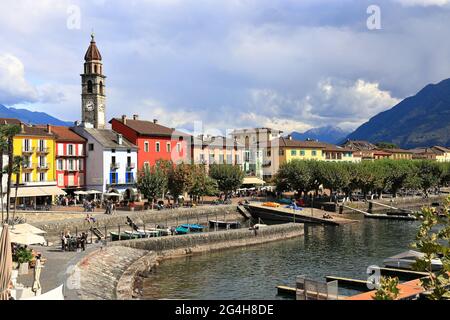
[291,126,351,144]
[346,78,450,149]
[0,104,72,126]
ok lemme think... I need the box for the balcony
[106,178,135,186]
[127,163,136,170]
[262,161,272,168]
[22,147,35,154]
[36,147,50,154]
[110,162,120,170]
[36,163,49,170]
[66,167,79,172]
[21,163,34,171]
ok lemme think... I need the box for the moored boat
[175,224,206,235]
[208,220,241,229]
[110,231,142,241]
[383,250,442,271]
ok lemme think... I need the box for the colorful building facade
[110,115,190,170]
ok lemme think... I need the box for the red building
[51,126,87,193]
[110,115,191,170]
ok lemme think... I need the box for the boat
[137,228,171,237]
[175,224,206,235]
[364,211,417,221]
[208,220,241,229]
[383,250,443,271]
[133,229,161,238]
[109,231,142,241]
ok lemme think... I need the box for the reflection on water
[142,217,420,300]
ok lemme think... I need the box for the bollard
[105,226,108,243]
[118,225,121,241]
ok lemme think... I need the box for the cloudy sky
[1,0,450,135]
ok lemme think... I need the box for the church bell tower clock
[81,33,106,129]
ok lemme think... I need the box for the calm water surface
[142,216,420,300]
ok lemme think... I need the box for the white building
[1,154,7,206]
[72,127,138,200]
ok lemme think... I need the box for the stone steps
[78,246,148,300]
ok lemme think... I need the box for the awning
[10,233,46,246]
[86,190,102,194]
[74,191,88,195]
[14,186,66,198]
[22,284,64,300]
[242,177,266,185]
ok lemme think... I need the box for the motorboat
[383,250,442,271]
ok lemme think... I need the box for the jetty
[237,205,252,219]
[325,276,371,291]
[342,205,417,221]
[246,203,357,226]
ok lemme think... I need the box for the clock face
[85,101,94,111]
[98,104,104,112]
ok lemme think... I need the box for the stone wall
[113,223,304,254]
[34,205,238,239]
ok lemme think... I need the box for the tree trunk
[0,147,3,223]
[6,138,13,222]
[13,173,19,224]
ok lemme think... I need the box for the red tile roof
[48,126,86,142]
[111,118,191,138]
[84,34,102,61]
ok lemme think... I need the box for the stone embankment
[34,205,239,241]
[76,223,304,300]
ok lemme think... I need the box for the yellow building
[13,123,56,184]
[277,137,358,165]
[1,118,64,207]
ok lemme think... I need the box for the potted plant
[14,247,33,275]
[129,202,136,211]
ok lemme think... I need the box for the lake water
[142,216,420,300]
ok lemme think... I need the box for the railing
[262,161,272,167]
[21,163,33,170]
[36,147,50,154]
[36,163,49,170]
[66,167,79,172]
[106,178,135,186]
[110,163,120,170]
[22,147,35,154]
[127,163,136,169]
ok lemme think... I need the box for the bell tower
[81,33,106,129]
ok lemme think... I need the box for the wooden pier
[237,205,251,220]
[342,205,417,221]
[246,203,358,226]
[325,276,371,291]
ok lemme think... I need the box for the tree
[136,163,168,208]
[381,160,414,198]
[189,165,218,203]
[2,124,21,222]
[168,163,193,203]
[0,127,9,222]
[414,160,442,197]
[209,164,244,199]
[373,277,400,300]
[12,155,23,223]
[375,142,399,149]
[412,197,450,300]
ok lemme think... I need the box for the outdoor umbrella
[32,259,42,295]
[10,233,46,246]
[10,223,47,235]
[0,223,12,300]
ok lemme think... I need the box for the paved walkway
[17,242,102,300]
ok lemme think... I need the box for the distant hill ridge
[346,78,450,148]
[290,125,350,144]
[0,104,72,126]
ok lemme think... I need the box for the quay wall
[33,205,238,239]
[77,223,304,300]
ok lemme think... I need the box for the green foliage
[137,162,169,204]
[373,277,400,300]
[189,165,219,200]
[209,164,244,197]
[13,247,33,264]
[274,159,449,198]
[411,197,450,300]
[168,163,193,202]
[375,142,399,149]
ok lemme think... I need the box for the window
[58,173,64,186]
[156,142,160,152]
[126,172,134,183]
[111,156,116,167]
[300,150,306,156]
[110,172,118,184]
[312,150,317,156]
[87,80,93,93]
[23,139,31,152]
[57,159,64,170]
[227,154,232,164]
[199,154,205,162]
[209,154,215,164]
[78,159,83,171]
[39,172,45,182]
[219,154,224,164]
[166,142,171,152]
[58,144,64,155]
[68,159,75,171]
[267,150,271,157]
[111,149,116,153]
[39,140,45,151]
[24,173,31,183]
[39,156,46,167]
[235,154,240,165]
[68,144,74,156]
[144,162,150,170]
[88,143,94,151]
[144,142,149,152]
[291,150,297,156]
